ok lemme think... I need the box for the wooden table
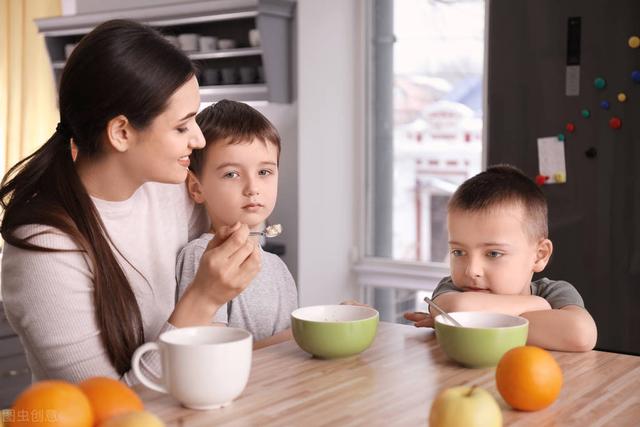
[138,322,640,426]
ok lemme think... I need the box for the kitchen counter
[137,322,640,426]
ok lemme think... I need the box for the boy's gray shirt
[176,233,298,341]
[431,276,585,309]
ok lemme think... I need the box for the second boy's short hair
[448,164,548,240]
[190,99,281,176]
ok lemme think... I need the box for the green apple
[429,386,502,427]
[99,411,166,427]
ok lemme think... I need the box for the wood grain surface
[137,322,640,426]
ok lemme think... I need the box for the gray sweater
[176,233,298,341]
[1,182,207,384]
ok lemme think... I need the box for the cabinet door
[0,303,31,408]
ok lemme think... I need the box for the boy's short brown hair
[190,99,281,176]
[448,164,548,240]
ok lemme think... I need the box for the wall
[253,102,298,281]
[296,0,363,306]
[74,0,192,14]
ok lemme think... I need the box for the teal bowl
[291,305,379,358]
[434,312,528,368]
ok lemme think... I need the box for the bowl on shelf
[291,305,379,358]
[217,38,237,50]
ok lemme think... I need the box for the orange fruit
[495,346,563,411]
[78,377,143,425]
[9,380,93,427]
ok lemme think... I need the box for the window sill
[353,257,449,292]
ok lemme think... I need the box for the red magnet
[535,175,549,186]
[565,122,575,133]
[609,117,622,129]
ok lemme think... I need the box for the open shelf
[36,0,294,103]
[188,47,262,60]
[200,84,268,103]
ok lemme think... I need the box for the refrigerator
[486,0,640,355]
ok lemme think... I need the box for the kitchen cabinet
[0,302,30,409]
[35,0,295,103]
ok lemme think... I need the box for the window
[357,0,486,322]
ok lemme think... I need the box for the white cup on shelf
[64,43,77,59]
[164,35,180,48]
[239,66,257,84]
[132,326,252,410]
[178,33,200,52]
[257,65,265,83]
[248,29,261,47]
[203,68,220,85]
[199,36,218,52]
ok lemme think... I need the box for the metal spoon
[423,296,463,327]
[249,223,282,238]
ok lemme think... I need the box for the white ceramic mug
[203,68,220,85]
[164,35,180,48]
[220,67,237,85]
[132,326,252,410]
[239,66,257,84]
[64,43,77,59]
[178,33,200,52]
[248,28,261,47]
[199,36,218,52]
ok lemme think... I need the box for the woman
[0,20,260,384]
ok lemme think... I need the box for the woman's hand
[193,222,261,306]
[403,311,434,328]
[170,223,261,327]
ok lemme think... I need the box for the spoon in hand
[249,224,282,238]
[423,296,463,327]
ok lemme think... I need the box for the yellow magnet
[629,36,640,48]
[617,92,627,102]
[553,172,566,184]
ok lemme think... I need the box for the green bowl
[434,312,528,368]
[291,305,379,358]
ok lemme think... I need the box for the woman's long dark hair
[0,20,196,375]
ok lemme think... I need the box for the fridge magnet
[581,109,591,118]
[609,117,622,129]
[617,93,627,102]
[600,100,610,110]
[535,175,550,186]
[553,172,567,184]
[629,36,640,49]
[594,77,606,89]
[565,122,575,133]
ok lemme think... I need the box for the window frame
[354,0,490,306]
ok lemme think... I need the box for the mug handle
[131,342,167,393]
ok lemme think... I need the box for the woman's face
[127,75,205,184]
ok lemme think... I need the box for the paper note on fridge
[537,136,567,184]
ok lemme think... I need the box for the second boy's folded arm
[434,291,597,352]
[433,291,551,317]
[520,305,597,352]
